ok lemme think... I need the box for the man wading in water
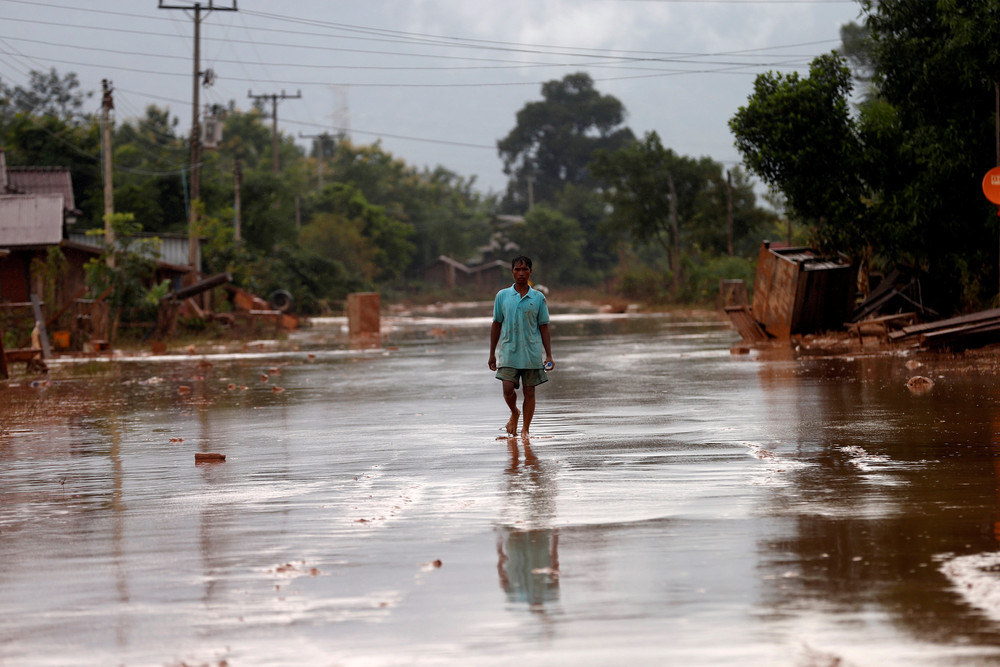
[488,256,554,437]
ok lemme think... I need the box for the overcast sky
[1,0,862,196]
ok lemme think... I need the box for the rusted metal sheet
[751,242,856,338]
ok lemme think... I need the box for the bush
[617,266,670,302]
[682,255,755,305]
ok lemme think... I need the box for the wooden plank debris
[724,305,769,343]
[888,307,1000,349]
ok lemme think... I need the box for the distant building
[423,255,507,293]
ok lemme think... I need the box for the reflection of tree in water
[496,437,560,609]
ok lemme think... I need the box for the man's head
[511,255,532,287]
[511,255,532,270]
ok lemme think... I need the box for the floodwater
[4,308,1000,666]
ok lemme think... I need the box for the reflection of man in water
[488,256,554,437]
[497,526,560,607]
[496,437,560,608]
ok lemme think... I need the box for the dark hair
[511,255,532,269]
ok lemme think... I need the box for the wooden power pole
[158,0,237,273]
[234,159,242,242]
[248,90,302,174]
[101,79,114,265]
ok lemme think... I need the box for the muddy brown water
[3,310,1000,665]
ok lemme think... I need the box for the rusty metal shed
[751,242,856,338]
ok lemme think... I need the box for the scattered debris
[906,376,934,393]
[852,267,936,322]
[723,242,1000,355]
[269,561,321,577]
[890,307,1000,350]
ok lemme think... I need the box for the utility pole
[248,90,302,174]
[298,132,325,189]
[101,79,115,266]
[726,170,734,257]
[158,0,237,274]
[233,159,242,242]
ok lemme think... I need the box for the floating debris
[194,452,226,463]
[906,375,934,393]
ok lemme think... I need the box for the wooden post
[102,79,115,266]
[347,292,381,349]
[30,294,52,359]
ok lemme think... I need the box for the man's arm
[488,320,502,370]
[539,323,553,368]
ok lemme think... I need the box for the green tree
[731,2,1000,312]
[0,69,102,228]
[729,54,867,252]
[505,205,585,286]
[591,132,722,297]
[861,0,1000,310]
[324,140,490,279]
[0,68,92,123]
[300,182,414,283]
[497,72,634,212]
[84,213,166,341]
[112,105,188,232]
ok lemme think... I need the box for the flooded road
[4,309,1000,665]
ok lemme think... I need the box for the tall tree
[0,69,92,123]
[591,132,722,296]
[112,105,187,232]
[497,72,634,212]
[504,205,585,286]
[729,53,868,253]
[862,0,1000,309]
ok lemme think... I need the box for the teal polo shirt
[493,284,550,369]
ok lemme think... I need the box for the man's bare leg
[521,384,536,438]
[502,380,520,434]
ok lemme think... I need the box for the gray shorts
[495,366,548,389]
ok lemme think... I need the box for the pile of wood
[888,308,1000,349]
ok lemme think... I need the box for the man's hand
[488,355,497,371]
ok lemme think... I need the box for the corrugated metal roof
[6,167,76,212]
[68,231,200,270]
